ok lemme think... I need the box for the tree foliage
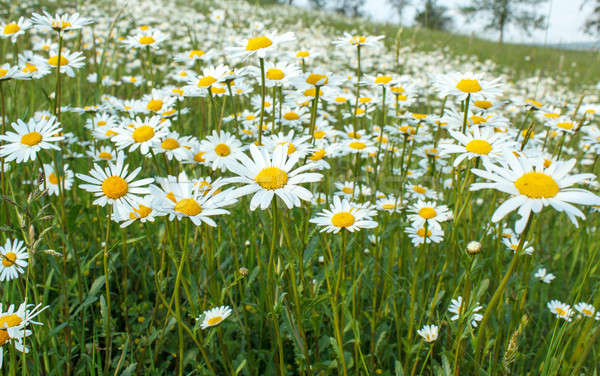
[583,0,600,35]
[461,0,547,43]
[414,0,453,31]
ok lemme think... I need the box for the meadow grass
[0,0,599,375]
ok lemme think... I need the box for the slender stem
[103,209,113,373]
[258,57,266,145]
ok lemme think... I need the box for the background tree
[461,0,547,43]
[333,0,366,17]
[414,0,453,31]
[583,0,600,35]
[388,0,411,23]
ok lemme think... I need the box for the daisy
[341,138,378,157]
[310,196,378,233]
[405,223,444,246]
[45,49,86,77]
[223,144,322,210]
[0,117,63,162]
[260,60,300,87]
[1,17,32,42]
[433,72,502,101]
[40,163,74,195]
[502,236,534,255]
[114,196,159,228]
[227,32,295,60]
[407,200,452,227]
[534,268,555,284]
[574,302,595,318]
[31,11,93,32]
[440,126,510,167]
[264,131,312,159]
[198,306,232,329]
[154,132,192,161]
[122,29,168,49]
[0,301,48,368]
[331,33,384,48]
[158,178,235,227]
[470,153,600,233]
[18,53,51,79]
[375,197,403,213]
[199,131,245,171]
[547,300,574,321]
[76,154,154,217]
[111,116,170,155]
[417,325,439,343]
[0,64,29,81]
[546,117,577,134]
[0,239,28,282]
[174,49,215,65]
[448,296,483,327]
[185,65,230,95]
[140,89,176,114]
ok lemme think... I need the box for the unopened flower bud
[467,241,481,255]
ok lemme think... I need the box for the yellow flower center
[456,79,482,93]
[0,69,8,78]
[310,149,326,161]
[526,99,542,107]
[215,143,231,156]
[101,176,129,199]
[350,36,366,45]
[470,115,487,124]
[129,205,152,220]
[335,97,347,103]
[381,203,396,210]
[255,167,288,190]
[416,228,432,238]
[342,187,353,194]
[349,141,366,150]
[3,23,20,35]
[97,120,107,126]
[266,68,285,81]
[304,88,322,97]
[21,132,43,146]
[375,75,392,84]
[314,130,325,139]
[48,172,59,185]
[412,113,427,120]
[48,55,69,67]
[306,73,328,86]
[98,152,113,159]
[283,112,299,120]
[514,172,559,199]
[465,139,492,155]
[52,21,71,30]
[418,207,437,219]
[207,315,223,326]
[413,185,427,194]
[2,252,17,267]
[211,86,226,94]
[555,307,566,316]
[582,309,592,316]
[161,138,179,150]
[359,97,372,104]
[331,212,355,228]
[246,36,272,51]
[296,51,309,58]
[22,63,38,73]
[139,36,155,45]
[189,49,205,58]
[0,313,22,345]
[146,99,163,112]
[474,100,492,109]
[132,125,155,143]
[175,198,202,216]
[556,122,574,130]
[197,76,217,88]
[544,113,560,119]
[105,130,118,137]
[194,152,205,162]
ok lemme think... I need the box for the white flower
[111,116,170,156]
[198,306,232,329]
[122,29,168,49]
[45,49,86,77]
[417,325,439,342]
[534,268,555,284]
[405,223,444,246]
[407,200,452,227]
[31,11,93,32]
[547,300,573,321]
[448,296,483,327]
[0,239,28,281]
[0,117,63,163]
[439,125,510,167]
[574,302,595,318]
[227,32,295,60]
[40,163,74,195]
[1,17,32,42]
[199,131,246,172]
[223,144,322,210]
[310,196,378,233]
[470,153,600,233]
[433,72,502,100]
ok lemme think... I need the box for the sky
[294,0,598,45]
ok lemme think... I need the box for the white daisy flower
[45,49,86,77]
[534,268,555,284]
[470,153,600,233]
[331,33,384,48]
[0,301,48,368]
[0,117,63,163]
[31,11,92,32]
[574,302,595,318]
[122,29,168,49]
[405,223,444,246]
[433,72,503,100]
[440,126,510,167]
[407,200,452,227]
[227,32,295,60]
[0,239,28,282]
[1,17,32,42]
[547,300,573,321]
[417,324,439,343]
[0,63,30,81]
[310,196,378,233]
[198,305,232,329]
[112,116,170,156]
[153,132,192,161]
[223,144,322,210]
[199,131,245,172]
[448,296,483,327]
[40,163,74,195]
[76,154,154,217]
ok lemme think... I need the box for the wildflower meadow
[1,0,600,375]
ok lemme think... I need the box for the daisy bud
[318,256,324,263]
[239,267,248,276]
[467,241,482,255]
[363,248,370,255]
[244,240,250,247]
